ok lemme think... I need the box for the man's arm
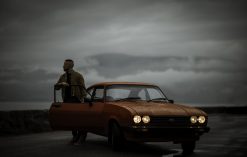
[78,74,87,97]
[55,75,68,90]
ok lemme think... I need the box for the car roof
[88,82,156,88]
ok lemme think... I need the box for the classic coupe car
[49,82,210,154]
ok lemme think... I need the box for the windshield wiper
[148,98,168,102]
[115,97,141,101]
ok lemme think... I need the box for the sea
[0,101,52,111]
[0,101,246,111]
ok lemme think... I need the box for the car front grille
[149,116,190,127]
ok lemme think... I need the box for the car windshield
[106,85,168,102]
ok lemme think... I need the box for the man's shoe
[73,141,80,146]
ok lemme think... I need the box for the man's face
[63,61,72,71]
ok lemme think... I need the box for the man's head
[63,59,74,72]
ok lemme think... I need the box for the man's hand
[57,82,69,87]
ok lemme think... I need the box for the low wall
[0,106,246,136]
[199,106,247,114]
[0,110,51,136]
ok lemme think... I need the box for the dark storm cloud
[0,68,56,82]
[80,53,247,78]
[1,0,247,59]
[1,53,246,104]
[78,53,247,104]
[0,68,58,101]
[169,0,247,41]
[0,0,247,105]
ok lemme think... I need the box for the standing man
[55,59,86,102]
[55,59,87,144]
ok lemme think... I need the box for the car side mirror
[168,99,174,104]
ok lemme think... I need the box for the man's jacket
[56,69,86,102]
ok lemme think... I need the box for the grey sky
[0,0,247,105]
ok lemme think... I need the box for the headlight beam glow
[133,115,142,124]
[142,116,150,123]
[190,116,206,124]
[198,116,206,124]
[190,116,197,124]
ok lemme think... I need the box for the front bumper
[122,125,210,142]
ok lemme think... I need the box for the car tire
[109,123,124,150]
[181,141,196,155]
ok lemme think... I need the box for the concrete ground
[0,114,247,157]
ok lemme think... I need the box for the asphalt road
[0,114,247,157]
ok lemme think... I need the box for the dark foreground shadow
[75,138,195,157]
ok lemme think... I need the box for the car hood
[111,101,207,116]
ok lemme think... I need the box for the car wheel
[79,131,87,144]
[181,141,196,155]
[110,123,124,150]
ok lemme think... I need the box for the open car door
[49,85,94,130]
[49,102,92,130]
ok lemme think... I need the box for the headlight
[198,116,206,123]
[142,116,150,124]
[190,116,197,124]
[133,115,141,124]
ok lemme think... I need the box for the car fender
[103,104,133,135]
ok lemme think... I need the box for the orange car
[49,82,210,154]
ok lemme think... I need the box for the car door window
[85,88,94,99]
[93,87,104,102]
